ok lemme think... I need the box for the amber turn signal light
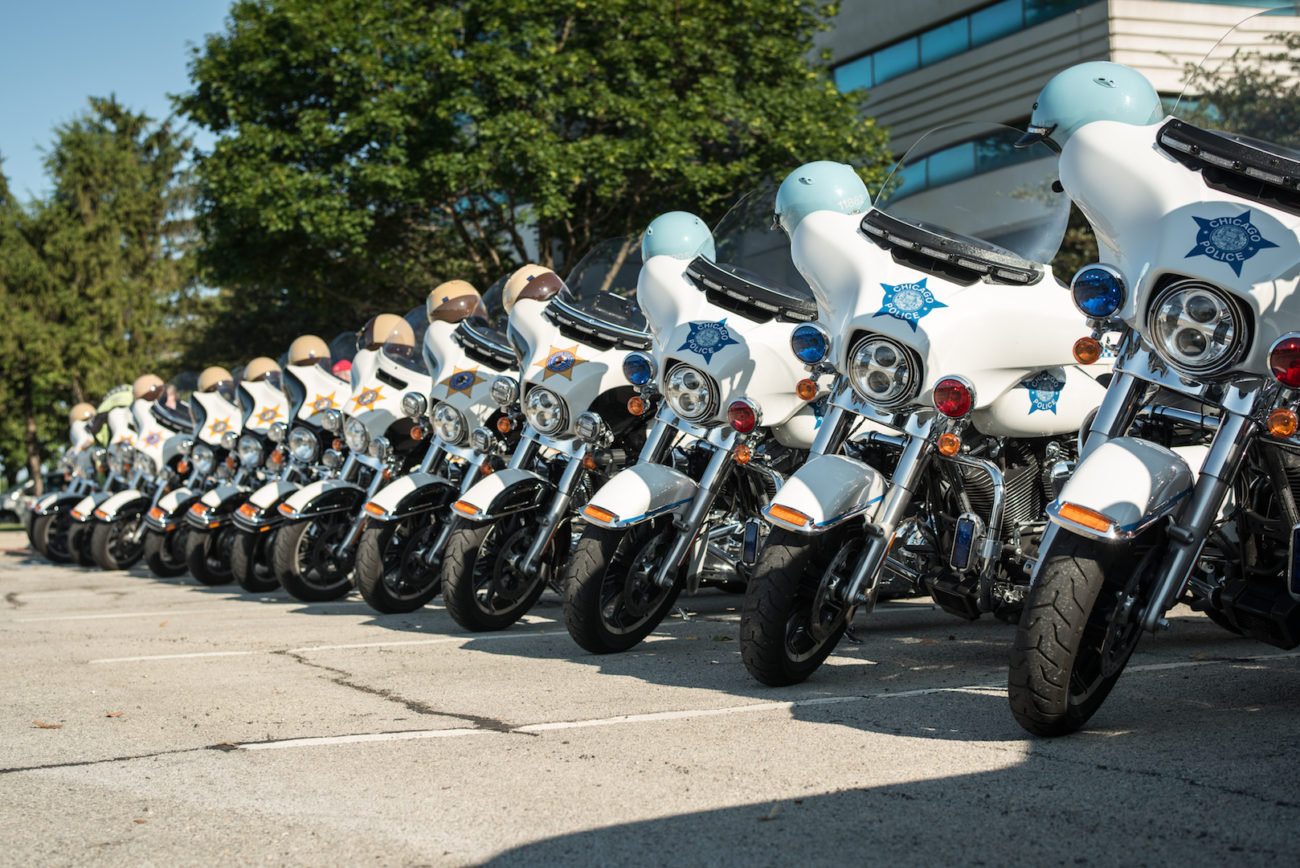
[1058,502,1115,534]
[410,425,425,441]
[1268,408,1298,438]
[767,504,811,527]
[795,379,818,401]
[1073,336,1102,365]
[627,396,647,416]
[583,505,616,524]
[734,443,753,464]
[937,432,961,456]
[496,417,513,435]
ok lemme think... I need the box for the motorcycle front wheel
[442,513,552,631]
[90,510,146,571]
[231,528,281,593]
[354,515,441,613]
[143,526,190,578]
[272,514,354,602]
[740,526,854,686]
[1008,529,1157,736]
[562,517,684,654]
[185,525,237,585]
[32,507,74,564]
[67,522,95,567]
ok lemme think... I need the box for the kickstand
[843,624,862,644]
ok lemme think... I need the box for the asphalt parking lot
[2,528,1298,866]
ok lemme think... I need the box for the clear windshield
[875,122,1069,265]
[382,306,430,372]
[478,274,509,330]
[557,236,648,332]
[711,185,813,296]
[1173,7,1300,151]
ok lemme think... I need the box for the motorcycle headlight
[490,376,518,407]
[321,408,344,433]
[133,449,157,477]
[664,365,716,422]
[344,417,369,453]
[191,443,215,476]
[236,434,263,468]
[322,448,344,470]
[470,427,495,454]
[220,430,238,451]
[267,421,288,443]
[848,335,918,408]
[523,387,568,435]
[401,391,428,420]
[288,426,318,463]
[432,403,468,444]
[576,411,608,445]
[368,435,391,460]
[1148,281,1245,375]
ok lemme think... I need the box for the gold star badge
[144,431,163,446]
[352,386,384,412]
[208,418,231,436]
[534,345,585,381]
[442,366,484,398]
[311,393,338,413]
[256,405,282,424]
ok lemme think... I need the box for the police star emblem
[352,386,384,411]
[443,366,484,398]
[208,418,231,436]
[872,279,946,331]
[311,393,338,413]
[534,345,585,381]
[256,405,282,424]
[677,320,739,363]
[1020,370,1066,415]
[143,431,163,447]
[1186,210,1278,277]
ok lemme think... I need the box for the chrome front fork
[651,430,737,590]
[337,467,390,552]
[516,449,589,578]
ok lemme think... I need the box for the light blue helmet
[1018,61,1162,152]
[775,161,871,239]
[641,211,716,262]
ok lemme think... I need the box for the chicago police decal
[1185,210,1277,276]
[1020,370,1066,415]
[677,320,739,363]
[872,279,946,331]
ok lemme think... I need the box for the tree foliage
[1179,31,1300,147]
[178,0,891,349]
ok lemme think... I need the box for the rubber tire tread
[90,518,143,571]
[31,511,70,563]
[143,529,188,578]
[186,527,233,585]
[355,520,442,614]
[272,518,352,602]
[68,522,94,567]
[231,529,281,593]
[441,519,547,632]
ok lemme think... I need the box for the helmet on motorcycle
[244,357,281,383]
[426,279,486,324]
[198,366,234,394]
[288,335,330,367]
[68,403,95,424]
[357,313,415,352]
[502,264,564,314]
[775,161,871,239]
[1018,61,1162,152]
[132,374,165,401]
[641,211,717,262]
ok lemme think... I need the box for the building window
[834,0,1102,91]
[888,129,1041,198]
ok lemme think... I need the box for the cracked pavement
[2,529,1298,866]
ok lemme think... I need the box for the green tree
[177,0,891,350]
[1177,31,1300,147]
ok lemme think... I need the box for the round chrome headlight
[848,335,917,408]
[344,417,369,453]
[432,403,467,444]
[288,426,318,463]
[523,387,568,435]
[320,408,344,433]
[368,435,391,460]
[470,427,495,454]
[322,448,344,470]
[237,434,263,468]
[133,449,157,477]
[490,376,518,407]
[191,443,215,476]
[401,391,428,420]
[664,365,716,422]
[1148,281,1245,374]
[220,430,238,451]
[267,421,288,443]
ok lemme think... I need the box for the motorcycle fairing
[346,346,433,437]
[1048,436,1195,541]
[70,491,112,523]
[363,471,457,521]
[762,454,887,534]
[278,477,367,520]
[233,479,301,530]
[239,378,289,435]
[191,391,244,446]
[453,467,551,522]
[93,489,149,522]
[581,462,698,529]
[285,361,350,424]
[144,486,197,532]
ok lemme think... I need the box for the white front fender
[365,471,456,520]
[93,489,148,521]
[762,454,888,534]
[71,491,110,522]
[581,463,698,529]
[452,468,550,522]
[1050,436,1195,540]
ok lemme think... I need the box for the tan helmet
[503,264,564,314]
[426,280,486,325]
[357,313,415,352]
[198,366,234,393]
[132,374,165,401]
[244,357,282,382]
[288,334,330,366]
[69,403,95,424]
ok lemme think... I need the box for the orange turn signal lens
[237,503,258,518]
[148,507,165,520]
[363,502,386,517]
[277,503,295,516]
[937,432,961,456]
[190,503,208,516]
[1073,336,1102,365]
[496,417,513,435]
[583,505,617,524]
[795,379,818,401]
[269,448,285,464]
[480,461,494,475]
[582,453,597,471]
[453,500,479,517]
[410,425,425,441]
[332,438,343,451]
[767,504,811,528]
[627,396,647,416]
[734,443,753,464]
[177,459,189,474]
[1268,408,1298,438]
[1058,502,1115,534]
[94,508,108,519]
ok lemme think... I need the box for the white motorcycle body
[285,362,350,425]
[239,378,290,435]
[191,391,243,446]
[345,345,432,438]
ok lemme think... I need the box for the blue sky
[0,0,233,203]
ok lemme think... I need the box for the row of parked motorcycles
[22,10,1300,735]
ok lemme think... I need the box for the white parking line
[241,728,492,750]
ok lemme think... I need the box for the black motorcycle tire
[32,508,74,564]
[355,516,442,613]
[68,522,95,567]
[562,517,684,654]
[231,528,281,593]
[272,515,354,602]
[90,509,146,571]
[143,527,190,578]
[739,527,848,687]
[442,515,550,632]
[186,525,236,586]
[1008,530,1149,736]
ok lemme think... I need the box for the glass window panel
[921,18,970,66]
[1024,0,1081,27]
[833,54,873,90]
[873,37,919,85]
[974,133,1033,174]
[926,143,976,188]
[891,161,930,199]
[970,0,1022,46]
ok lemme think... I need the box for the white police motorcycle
[1007,8,1300,735]
[66,394,141,566]
[29,408,103,563]
[562,196,826,653]
[442,244,654,632]
[739,142,1107,686]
